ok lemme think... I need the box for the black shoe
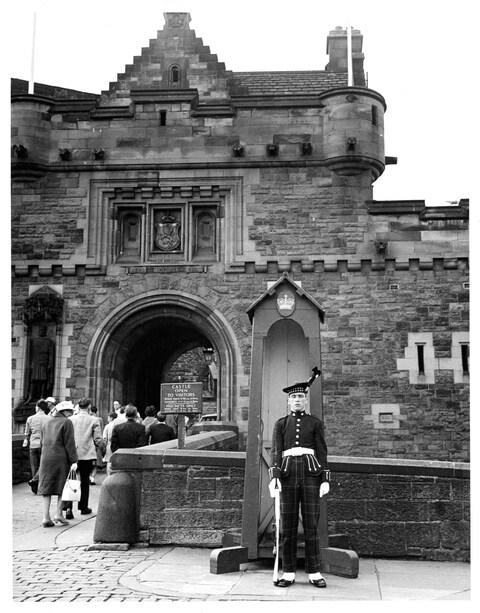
[309,578,327,588]
[274,578,295,588]
[28,479,38,495]
[65,510,74,520]
[80,507,92,515]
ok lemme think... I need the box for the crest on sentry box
[276,288,296,317]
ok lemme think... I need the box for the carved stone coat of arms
[155,215,181,251]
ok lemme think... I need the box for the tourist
[89,406,104,484]
[37,400,77,527]
[148,412,175,444]
[23,399,50,494]
[268,374,330,588]
[45,396,56,414]
[142,405,159,437]
[102,411,117,476]
[63,398,103,519]
[111,404,147,452]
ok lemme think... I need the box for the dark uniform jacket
[149,422,175,444]
[110,419,147,453]
[270,411,329,482]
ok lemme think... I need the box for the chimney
[326,26,365,86]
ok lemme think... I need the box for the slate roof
[229,71,348,96]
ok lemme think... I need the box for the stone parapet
[109,440,470,561]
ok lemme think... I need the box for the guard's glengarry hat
[282,382,310,395]
[282,367,321,395]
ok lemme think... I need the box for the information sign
[160,382,203,414]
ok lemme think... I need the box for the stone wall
[112,441,469,561]
[328,459,470,561]
[11,261,469,460]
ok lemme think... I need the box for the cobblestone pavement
[13,546,179,602]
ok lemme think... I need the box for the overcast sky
[5,0,476,205]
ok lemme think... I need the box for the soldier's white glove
[269,478,282,498]
[71,462,78,472]
[319,482,330,498]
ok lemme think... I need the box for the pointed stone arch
[85,290,242,420]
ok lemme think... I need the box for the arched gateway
[86,291,241,420]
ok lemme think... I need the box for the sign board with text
[160,382,203,414]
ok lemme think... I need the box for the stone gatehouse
[11,12,469,462]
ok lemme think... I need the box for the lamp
[203,347,215,365]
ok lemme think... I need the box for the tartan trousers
[280,456,322,573]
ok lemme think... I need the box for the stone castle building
[11,12,469,462]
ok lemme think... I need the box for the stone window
[169,65,181,86]
[365,404,402,429]
[396,332,436,384]
[437,332,470,383]
[461,343,469,375]
[416,343,425,375]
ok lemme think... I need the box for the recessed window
[160,110,167,126]
[389,283,399,290]
[170,65,180,85]
[463,282,469,290]
[416,344,425,375]
[379,412,394,423]
[461,343,469,375]
[371,105,378,126]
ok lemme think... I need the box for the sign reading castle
[160,382,203,414]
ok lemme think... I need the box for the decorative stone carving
[25,324,55,401]
[155,214,181,251]
[24,287,64,325]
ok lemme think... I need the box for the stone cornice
[11,257,469,278]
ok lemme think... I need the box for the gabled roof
[246,272,325,323]
[229,71,348,96]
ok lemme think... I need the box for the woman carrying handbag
[37,400,78,527]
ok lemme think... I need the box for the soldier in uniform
[268,375,330,588]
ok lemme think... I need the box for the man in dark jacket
[149,413,176,444]
[110,404,147,453]
[269,375,330,589]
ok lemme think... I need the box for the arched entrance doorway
[86,291,239,420]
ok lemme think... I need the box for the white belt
[282,447,314,457]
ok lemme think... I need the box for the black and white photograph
[4,0,474,606]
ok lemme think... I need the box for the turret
[320,87,386,180]
[11,85,53,180]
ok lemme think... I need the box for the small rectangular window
[416,344,425,375]
[389,283,399,291]
[461,344,469,375]
[160,110,167,126]
[371,105,378,126]
[379,412,394,423]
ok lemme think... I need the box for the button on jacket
[271,411,328,480]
